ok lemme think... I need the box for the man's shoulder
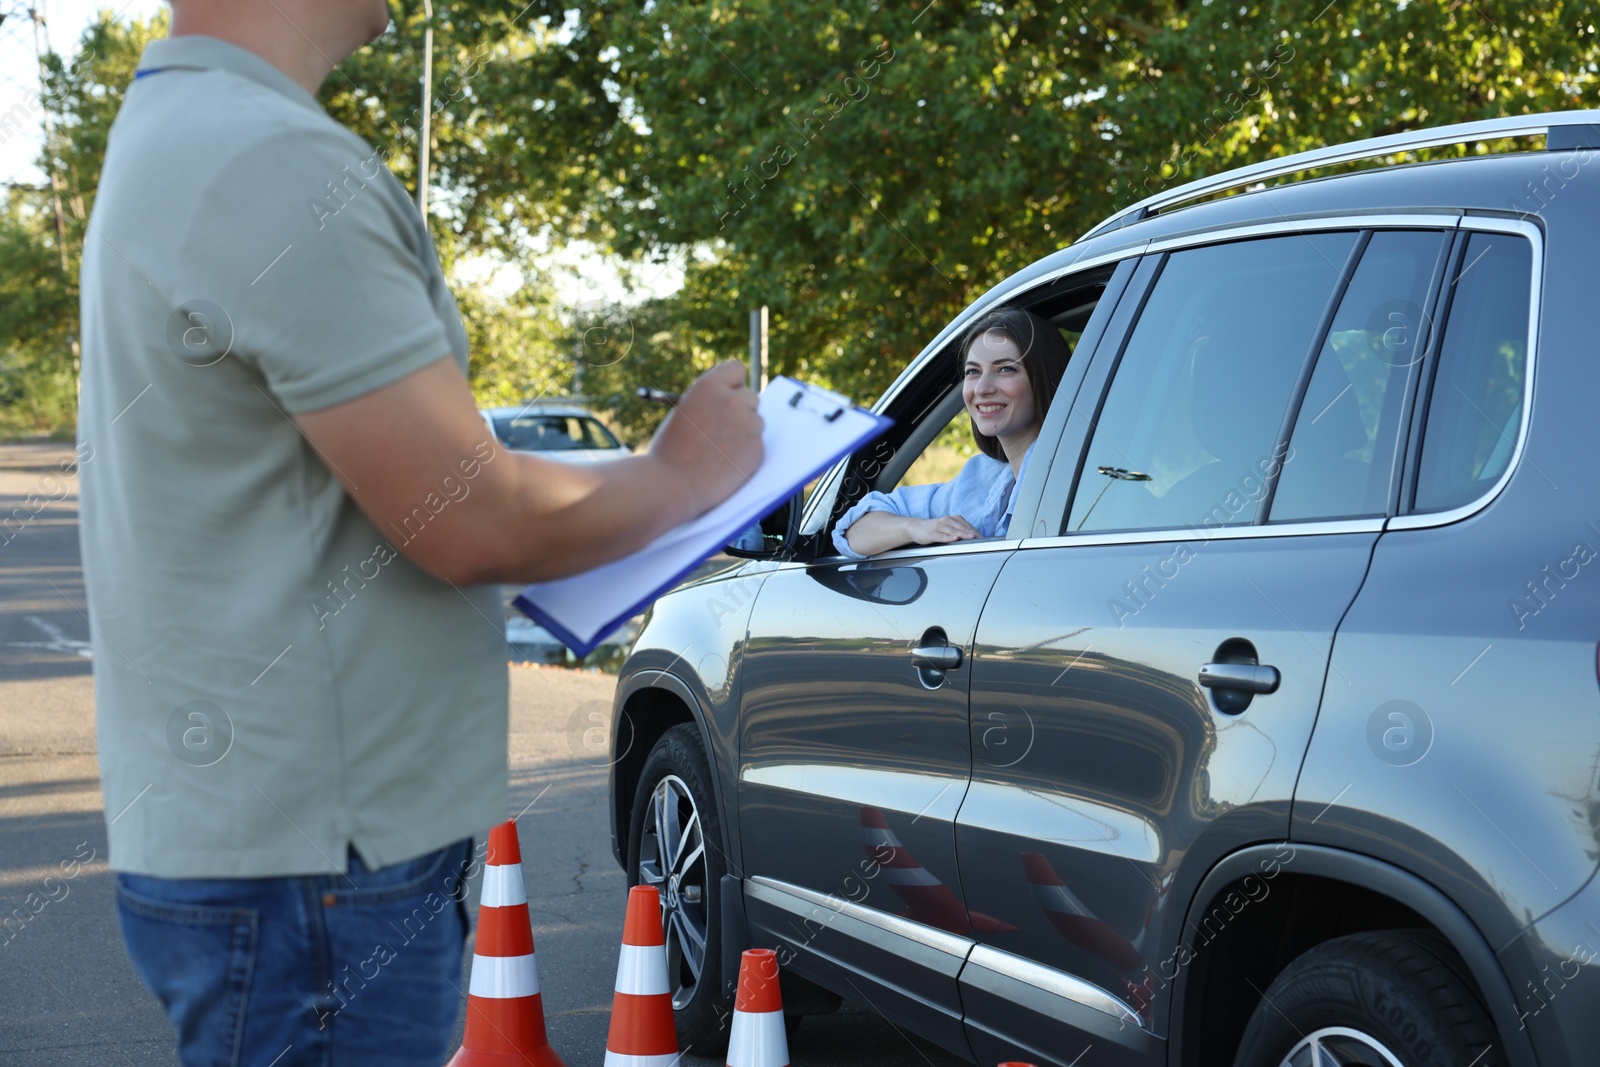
[120,68,379,183]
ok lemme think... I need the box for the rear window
[1411,232,1533,513]
[493,414,622,452]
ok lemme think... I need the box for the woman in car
[834,307,1072,558]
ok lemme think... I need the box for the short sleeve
[178,125,455,414]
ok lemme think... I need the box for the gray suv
[607,111,1600,1067]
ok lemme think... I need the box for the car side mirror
[724,490,802,559]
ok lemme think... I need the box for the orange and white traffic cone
[860,807,1017,935]
[446,820,567,1067]
[726,949,788,1067]
[604,885,679,1066]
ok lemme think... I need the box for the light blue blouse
[832,443,1036,559]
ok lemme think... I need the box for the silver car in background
[480,403,631,463]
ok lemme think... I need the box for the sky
[0,1,679,306]
[0,1,164,186]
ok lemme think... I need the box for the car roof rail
[1082,109,1600,241]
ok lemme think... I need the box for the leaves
[7,1,1600,436]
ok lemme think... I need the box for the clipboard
[513,376,893,656]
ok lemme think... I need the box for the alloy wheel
[637,773,709,1010]
[1278,1027,1407,1067]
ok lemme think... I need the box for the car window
[1412,232,1533,513]
[576,416,623,449]
[899,415,985,488]
[494,414,621,451]
[1066,232,1358,534]
[1269,230,1450,523]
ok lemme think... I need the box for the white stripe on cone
[613,943,671,996]
[467,952,541,998]
[727,1008,788,1067]
[480,864,528,908]
[602,1053,681,1067]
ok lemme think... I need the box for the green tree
[9,1,1600,439]
[0,11,166,436]
[1104,1,1600,203]
[1,5,606,434]
[582,0,1600,404]
[593,0,1128,400]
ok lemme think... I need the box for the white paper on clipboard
[512,376,892,656]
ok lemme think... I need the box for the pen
[636,387,681,405]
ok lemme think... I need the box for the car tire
[625,723,732,1055]
[1232,929,1503,1067]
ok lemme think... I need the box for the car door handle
[1198,662,1280,694]
[911,645,963,672]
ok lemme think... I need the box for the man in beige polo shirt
[77,2,761,1064]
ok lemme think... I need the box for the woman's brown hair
[958,307,1073,460]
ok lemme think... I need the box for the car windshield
[492,414,622,452]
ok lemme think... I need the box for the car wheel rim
[1279,1026,1408,1067]
[637,773,708,1010]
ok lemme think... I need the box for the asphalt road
[0,440,966,1067]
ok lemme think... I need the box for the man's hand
[907,515,982,545]
[647,361,765,513]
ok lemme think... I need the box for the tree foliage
[590,0,1600,401]
[5,1,1600,436]
[0,12,164,436]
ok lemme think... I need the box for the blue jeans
[116,839,473,1067]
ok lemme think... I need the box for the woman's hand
[907,515,982,545]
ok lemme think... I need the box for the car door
[734,267,1122,1053]
[954,223,1458,1067]
[737,539,1009,1051]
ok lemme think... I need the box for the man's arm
[294,357,763,586]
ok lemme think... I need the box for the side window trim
[1388,215,1543,530]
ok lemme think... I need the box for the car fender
[609,560,774,872]
[1168,843,1537,1067]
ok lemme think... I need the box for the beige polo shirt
[78,35,507,878]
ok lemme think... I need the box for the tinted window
[1270,231,1449,522]
[494,414,621,452]
[1066,233,1357,534]
[1413,233,1533,512]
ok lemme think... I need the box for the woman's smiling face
[963,331,1036,441]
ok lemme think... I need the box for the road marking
[9,616,92,658]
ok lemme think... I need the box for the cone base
[445,1045,568,1067]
